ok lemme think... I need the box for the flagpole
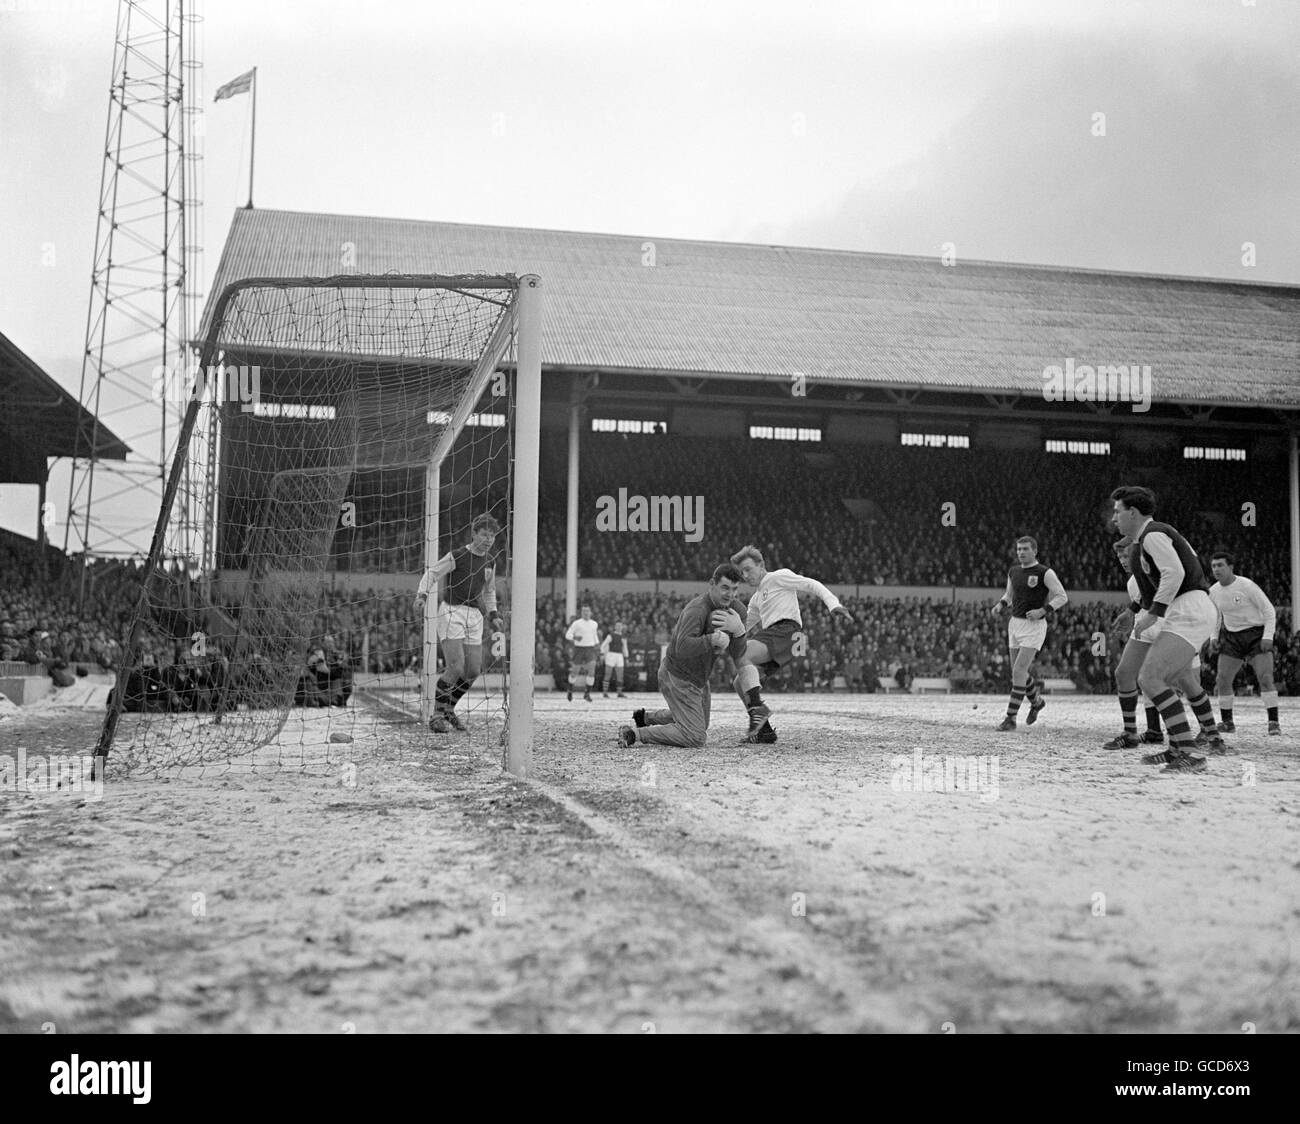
[246,67,257,209]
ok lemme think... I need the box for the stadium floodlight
[95,274,541,780]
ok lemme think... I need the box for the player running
[414,514,503,734]
[1111,485,1218,774]
[989,536,1068,730]
[564,605,599,703]
[618,563,748,748]
[1208,552,1281,736]
[1103,535,1225,753]
[727,545,853,744]
[600,620,630,698]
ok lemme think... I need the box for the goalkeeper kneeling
[415,514,504,734]
[618,563,748,748]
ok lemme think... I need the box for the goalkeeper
[618,563,748,749]
[414,514,503,733]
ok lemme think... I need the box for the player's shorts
[603,652,625,669]
[750,618,800,672]
[1007,615,1047,652]
[436,603,483,644]
[571,646,598,673]
[1220,625,1267,661]
[1161,589,1218,649]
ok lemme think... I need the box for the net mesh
[102,277,520,775]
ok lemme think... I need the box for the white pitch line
[527,774,921,1032]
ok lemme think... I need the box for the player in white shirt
[1208,552,1281,735]
[723,545,853,743]
[564,605,600,703]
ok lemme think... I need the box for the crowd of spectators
[4,422,1300,706]
[526,435,1292,601]
[0,530,149,672]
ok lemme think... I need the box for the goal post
[507,276,542,778]
[95,273,541,777]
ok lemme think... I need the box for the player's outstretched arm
[414,552,457,609]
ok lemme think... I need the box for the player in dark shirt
[1111,485,1218,774]
[618,563,748,749]
[414,514,504,734]
[989,536,1068,730]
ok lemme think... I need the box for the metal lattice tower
[66,0,206,595]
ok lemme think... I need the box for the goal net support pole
[421,462,439,728]
[507,275,542,778]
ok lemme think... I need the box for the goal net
[96,274,541,778]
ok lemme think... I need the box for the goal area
[96,274,542,778]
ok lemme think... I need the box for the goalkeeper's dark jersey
[444,547,496,607]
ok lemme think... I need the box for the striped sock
[449,676,474,706]
[1186,690,1216,733]
[1026,676,1041,704]
[1144,705,1162,734]
[1006,685,1027,719]
[1119,689,1139,735]
[1151,688,1196,749]
[434,677,455,712]
[1219,702,1234,725]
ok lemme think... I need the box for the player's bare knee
[1137,671,1164,698]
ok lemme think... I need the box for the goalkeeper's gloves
[709,608,746,636]
[489,612,506,635]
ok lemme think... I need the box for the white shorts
[603,653,625,668]
[1161,589,1218,649]
[1007,616,1047,652]
[436,603,483,644]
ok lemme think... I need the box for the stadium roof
[0,331,129,484]
[206,208,1300,409]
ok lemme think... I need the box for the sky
[1,0,1297,548]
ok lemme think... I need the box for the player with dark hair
[565,605,599,703]
[1208,551,1281,735]
[727,545,853,744]
[600,620,629,698]
[619,563,748,749]
[414,513,504,734]
[990,535,1068,730]
[1111,485,1217,774]
[1104,535,1224,752]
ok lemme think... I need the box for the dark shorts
[570,647,598,673]
[751,619,801,673]
[1221,626,1267,662]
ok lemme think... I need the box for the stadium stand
[527,434,1291,600]
[2,524,1296,702]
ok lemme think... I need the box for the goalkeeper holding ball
[415,513,504,734]
[617,563,748,749]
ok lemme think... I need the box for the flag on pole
[214,69,254,102]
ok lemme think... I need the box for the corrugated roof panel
[201,209,1300,407]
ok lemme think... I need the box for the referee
[1208,552,1281,735]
